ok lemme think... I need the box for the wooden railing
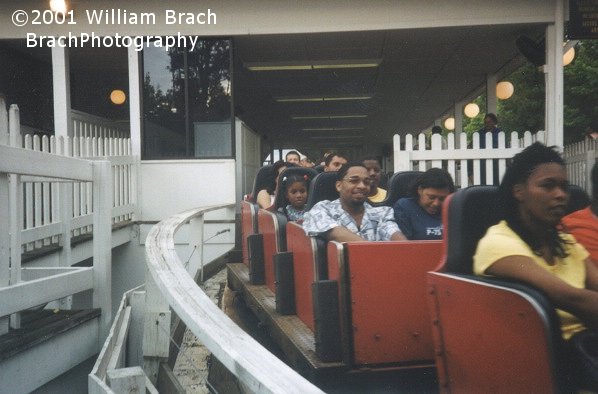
[141,205,323,393]
[0,144,113,341]
[0,102,137,254]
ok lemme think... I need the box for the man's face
[286,153,300,165]
[324,155,347,172]
[362,159,381,189]
[336,166,371,207]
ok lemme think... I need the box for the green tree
[563,40,598,143]
[461,40,598,145]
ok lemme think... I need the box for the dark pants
[566,330,598,391]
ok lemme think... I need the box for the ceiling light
[496,81,514,100]
[110,89,126,105]
[275,96,372,103]
[464,103,480,118]
[291,114,368,120]
[49,0,68,14]
[246,59,381,71]
[302,127,364,132]
[444,117,455,130]
[563,47,575,66]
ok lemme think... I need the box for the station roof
[234,24,546,158]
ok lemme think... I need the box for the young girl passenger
[278,174,309,223]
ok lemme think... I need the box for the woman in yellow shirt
[473,143,598,389]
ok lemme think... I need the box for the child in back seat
[278,173,310,224]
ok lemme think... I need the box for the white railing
[0,143,113,341]
[72,109,129,139]
[0,101,137,254]
[564,138,598,194]
[393,131,546,187]
[140,205,323,393]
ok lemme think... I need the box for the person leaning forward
[303,161,406,242]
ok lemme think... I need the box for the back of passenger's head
[410,168,455,196]
[484,113,498,124]
[431,126,443,135]
[336,161,367,181]
[272,160,286,175]
[499,142,565,214]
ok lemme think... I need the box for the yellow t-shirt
[474,220,590,339]
[368,187,387,203]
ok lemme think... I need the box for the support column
[486,74,497,115]
[454,101,465,148]
[544,0,565,148]
[127,46,142,221]
[92,160,113,346]
[52,45,72,138]
[128,46,142,158]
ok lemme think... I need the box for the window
[142,38,232,159]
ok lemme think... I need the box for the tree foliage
[459,40,598,144]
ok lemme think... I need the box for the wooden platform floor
[227,263,345,381]
[0,309,101,361]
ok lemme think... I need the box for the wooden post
[107,367,146,394]
[454,100,465,149]
[142,275,171,385]
[8,104,21,329]
[9,172,22,329]
[58,137,73,310]
[0,173,9,335]
[0,94,9,335]
[187,215,204,280]
[486,74,497,115]
[0,95,8,146]
[52,45,72,138]
[544,0,565,149]
[92,160,113,347]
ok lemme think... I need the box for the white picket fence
[394,130,596,193]
[564,138,598,195]
[394,131,546,187]
[0,102,137,255]
[72,109,129,139]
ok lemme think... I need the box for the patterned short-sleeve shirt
[303,199,401,241]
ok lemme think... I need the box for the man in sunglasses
[303,161,406,242]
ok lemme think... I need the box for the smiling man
[303,162,406,242]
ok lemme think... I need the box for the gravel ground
[173,268,228,393]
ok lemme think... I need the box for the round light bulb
[464,103,480,118]
[563,47,575,66]
[49,0,68,14]
[110,89,126,105]
[444,117,455,130]
[496,81,514,100]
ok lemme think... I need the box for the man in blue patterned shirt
[303,162,406,242]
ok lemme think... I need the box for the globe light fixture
[464,103,480,118]
[496,81,514,100]
[110,89,126,105]
[444,117,455,130]
[563,47,575,66]
[49,0,68,14]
